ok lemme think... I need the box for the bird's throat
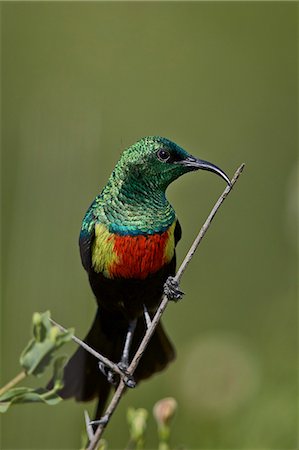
[101,178,175,235]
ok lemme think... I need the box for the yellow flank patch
[92,223,119,277]
[164,220,176,263]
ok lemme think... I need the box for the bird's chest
[92,222,176,280]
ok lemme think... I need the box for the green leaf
[0,356,66,412]
[127,407,148,448]
[20,311,73,376]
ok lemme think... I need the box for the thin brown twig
[84,410,95,442]
[86,163,245,450]
[48,318,128,381]
[0,370,27,397]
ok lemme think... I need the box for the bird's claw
[164,276,184,301]
[98,362,118,386]
[117,361,128,372]
[117,361,136,388]
[98,362,136,388]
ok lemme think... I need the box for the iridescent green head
[97,136,230,235]
[114,136,230,191]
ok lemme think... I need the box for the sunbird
[59,137,230,420]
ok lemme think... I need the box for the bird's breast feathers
[91,221,176,280]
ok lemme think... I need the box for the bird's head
[116,136,230,190]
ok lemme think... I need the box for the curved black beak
[180,156,231,186]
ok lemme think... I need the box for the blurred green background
[1,2,297,449]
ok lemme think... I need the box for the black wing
[79,227,95,272]
[174,219,182,246]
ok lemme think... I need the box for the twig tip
[84,410,95,441]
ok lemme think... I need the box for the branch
[0,371,27,397]
[84,410,95,442]
[86,163,245,450]
[48,318,132,383]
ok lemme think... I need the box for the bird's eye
[157,149,170,162]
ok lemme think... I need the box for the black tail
[55,308,175,420]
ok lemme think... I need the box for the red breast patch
[109,229,172,279]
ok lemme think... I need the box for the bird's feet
[164,276,184,302]
[98,361,136,388]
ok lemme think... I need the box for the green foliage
[153,398,178,450]
[0,311,73,412]
[0,356,66,412]
[127,407,148,449]
[97,439,108,450]
[122,399,181,450]
[20,311,73,376]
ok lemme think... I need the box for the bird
[57,136,230,421]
